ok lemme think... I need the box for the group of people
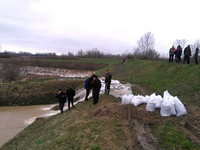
[169,45,199,64]
[56,70,112,113]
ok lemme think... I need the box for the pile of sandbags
[121,90,187,117]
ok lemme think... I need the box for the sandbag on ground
[174,97,187,117]
[160,100,172,117]
[130,95,145,106]
[155,95,163,108]
[121,94,129,105]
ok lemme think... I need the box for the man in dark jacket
[55,89,66,113]
[84,77,91,101]
[105,70,112,95]
[195,47,199,65]
[174,45,182,63]
[66,85,76,110]
[183,45,192,64]
[91,75,101,105]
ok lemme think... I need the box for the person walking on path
[174,45,182,63]
[169,46,175,62]
[183,45,192,64]
[66,85,76,110]
[91,75,101,105]
[195,47,199,65]
[84,77,91,101]
[105,70,112,95]
[55,89,66,113]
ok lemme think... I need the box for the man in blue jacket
[84,77,91,101]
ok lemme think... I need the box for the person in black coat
[105,70,112,95]
[183,45,192,64]
[91,75,101,105]
[55,89,66,113]
[66,85,76,110]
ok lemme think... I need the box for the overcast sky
[0,0,200,55]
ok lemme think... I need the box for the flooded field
[26,66,95,78]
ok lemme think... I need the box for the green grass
[1,96,124,150]
[153,123,200,150]
[100,59,200,105]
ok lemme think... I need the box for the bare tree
[173,39,187,49]
[137,32,155,60]
[190,39,200,55]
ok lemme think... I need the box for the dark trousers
[176,55,181,63]
[85,89,90,101]
[183,56,190,64]
[195,58,198,64]
[68,99,74,109]
[169,55,174,62]
[59,102,64,113]
[93,90,100,105]
[105,82,111,90]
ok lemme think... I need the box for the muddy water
[26,66,95,78]
[0,104,57,147]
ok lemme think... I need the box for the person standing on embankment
[84,77,91,101]
[169,46,175,62]
[105,70,112,95]
[55,89,66,113]
[66,85,76,110]
[194,47,199,65]
[183,45,192,64]
[91,75,101,105]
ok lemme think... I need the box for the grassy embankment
[98,59,200,106]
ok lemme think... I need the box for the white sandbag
[130,96,145,106]
[121,94,129,105]
[169,97,176,115]
[155,95,163,108]
[111,80,120,85]
[143,95,150,103]
[160,101,172,117]
[146,103,156,111]
[127,94,134,101]
[174,97,187,117]
[163,90,171,100]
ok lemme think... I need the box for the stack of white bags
[121,90,187,117]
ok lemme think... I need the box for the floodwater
[0,80,132,147]
[26,66,95,78]
[0,104,57,147]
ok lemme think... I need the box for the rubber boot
[105,89,107,95]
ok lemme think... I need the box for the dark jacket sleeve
[55,93,59,98]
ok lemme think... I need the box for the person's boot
[107,90,110,95]
[105,89,107,95]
